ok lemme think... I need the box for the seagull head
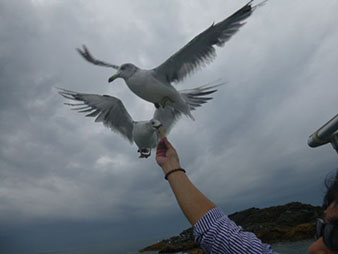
[150,119,162,130]
[108,63,138,82]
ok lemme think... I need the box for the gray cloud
[1,0,338,252]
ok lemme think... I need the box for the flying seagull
[58,84,221,158]
[77,1,265,120]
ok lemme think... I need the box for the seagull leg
[143,148,151,158]
[139,152,150,158]
[161,96,175,108]
[139,148,151,158]
[138,148,145,158]
[146,150,151,158]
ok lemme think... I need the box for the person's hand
[156,137,181,173]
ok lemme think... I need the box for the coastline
[139,202,322,254]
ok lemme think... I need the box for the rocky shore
[139,202,323,254]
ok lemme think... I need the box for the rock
[139,202,323,253]
[228,202,322,243]
[188,248,206,254]
[139,228,200,253]
[285,222,317,241]
[139,240,169,252]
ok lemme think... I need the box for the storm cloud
[1,0,338,252]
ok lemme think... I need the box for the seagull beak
[108,73,120,83]
[155,123,163,130]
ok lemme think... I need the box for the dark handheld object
[316,218,338,250]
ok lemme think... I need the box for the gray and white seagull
[58,84,220,158]
[77,1,265,120]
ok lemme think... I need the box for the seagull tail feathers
[179,80,225,114]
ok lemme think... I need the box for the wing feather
[76,45,119,69]
[58,88,134,143]
[153,1,256,83]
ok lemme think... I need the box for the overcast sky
[1,0,338,253]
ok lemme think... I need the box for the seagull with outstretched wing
[77,1,266,120]
[58,83,221,158]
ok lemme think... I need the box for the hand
[156,137,181,173]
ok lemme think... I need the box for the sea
[38,239,313,254]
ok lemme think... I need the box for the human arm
[156,137,216,225]
[156,137,274,254]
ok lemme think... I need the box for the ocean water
[39,239,313,254]
[39,238,157,254]
[272,240,312,254]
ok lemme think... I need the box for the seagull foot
[138,148,151,158]
[139,153,150,158]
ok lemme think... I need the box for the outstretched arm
[156,137,216,225]
[156,137,274,254]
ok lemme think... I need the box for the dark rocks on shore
[139,202,323,253]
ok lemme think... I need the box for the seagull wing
[76,45,119,69]
[153,1,256,83]
[58,88,134,143]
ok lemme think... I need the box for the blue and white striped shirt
[194,207,275,254]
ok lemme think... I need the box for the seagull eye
[121,66,125,70]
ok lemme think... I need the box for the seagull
[58,83,221,158]
[77,1,265,120]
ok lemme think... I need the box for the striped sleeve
[193,207,275,254]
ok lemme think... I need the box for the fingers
[156,138,168,157]
[156,137,176,158]
[163,137,175,150]
[156,149,166,157]
[157,138,167,151]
